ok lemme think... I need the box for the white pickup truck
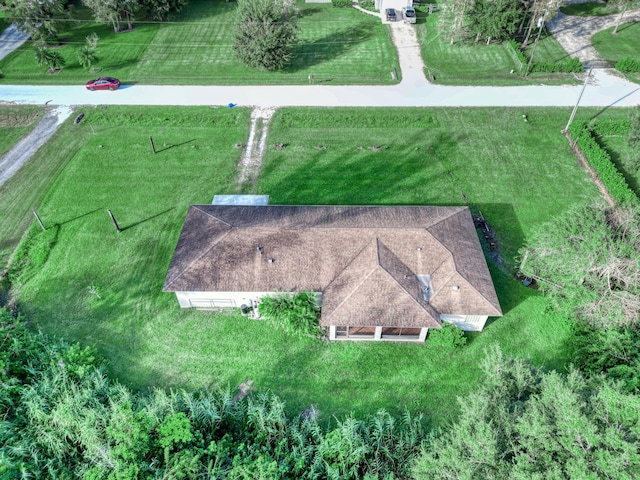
[403,6,416,24]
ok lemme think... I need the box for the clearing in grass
[8,106,614,426]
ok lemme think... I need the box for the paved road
[1,69,639,108]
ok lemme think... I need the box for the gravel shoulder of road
[0,106,73,188]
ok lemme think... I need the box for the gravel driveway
[0,106,72,188]
[547,8,640,66]
[0,24,29,61]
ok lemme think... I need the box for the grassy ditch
[0,0,398,85]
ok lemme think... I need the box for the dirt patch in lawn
[237,107,276,189]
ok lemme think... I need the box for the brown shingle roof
[163,205,502,327]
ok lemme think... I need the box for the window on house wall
[348,326,376,337]
[381,327,421,338]
[336,326,348,337]
[189,299,236,310]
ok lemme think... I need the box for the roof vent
[256,246,262,251]
[416,247,422,251]
[417,275,433,301]
[452,285,460,290]
[268,258,275,263]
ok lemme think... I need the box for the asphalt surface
[1,69,639,108]
[1,12,639,109]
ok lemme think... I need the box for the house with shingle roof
[163,205,502,342]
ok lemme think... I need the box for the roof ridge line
[429,261,455,299]
[375,239,440,322]
[164,226,232,290]
[323,266,378,323]
[429,209,501,314]
[193,205,233,227]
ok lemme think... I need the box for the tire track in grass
[237,107,276,190]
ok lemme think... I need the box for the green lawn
[560,2,621,16]
[416,9,578,85]
[8,106,611,427]
[0,1,399,85]
[0,105,43,157]
[592,22,640,83]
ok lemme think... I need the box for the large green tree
[467,0,525,43]
[6,0,68,45]
[520,203,640,328]
[82,0,140,33]
[233,0,299,71]
[412,346,640,479]
[141,0,188,21]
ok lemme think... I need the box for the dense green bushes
[427,323,467,349]
[504,39,584,75]
[412,345,640,479]
[616,56,640,73]
[529,57,583,73]
[259,291,322,336]
[568,121,637,205]
[331,0,353,7]
[0,307,425,478]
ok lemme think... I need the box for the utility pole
[564,68,593,133]
[524,16,545,77]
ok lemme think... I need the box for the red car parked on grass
[85,77,120,91]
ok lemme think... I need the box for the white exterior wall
[175,291,323,312]
[440,314,489,332]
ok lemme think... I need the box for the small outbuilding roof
[163,205,502,328]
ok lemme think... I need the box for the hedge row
[529,57,583,73]
[591,119,631,136]
[615,56,640,73]
[331,0,353,7]
[568,121,637,205]
[504,39,584,75]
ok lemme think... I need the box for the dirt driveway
[0,106,72,188]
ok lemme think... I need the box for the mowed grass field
[0,0,398,85]
[417,9,578,85]
[0,105,43,157]
[9,106,614,426]
[592,22,640,84]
